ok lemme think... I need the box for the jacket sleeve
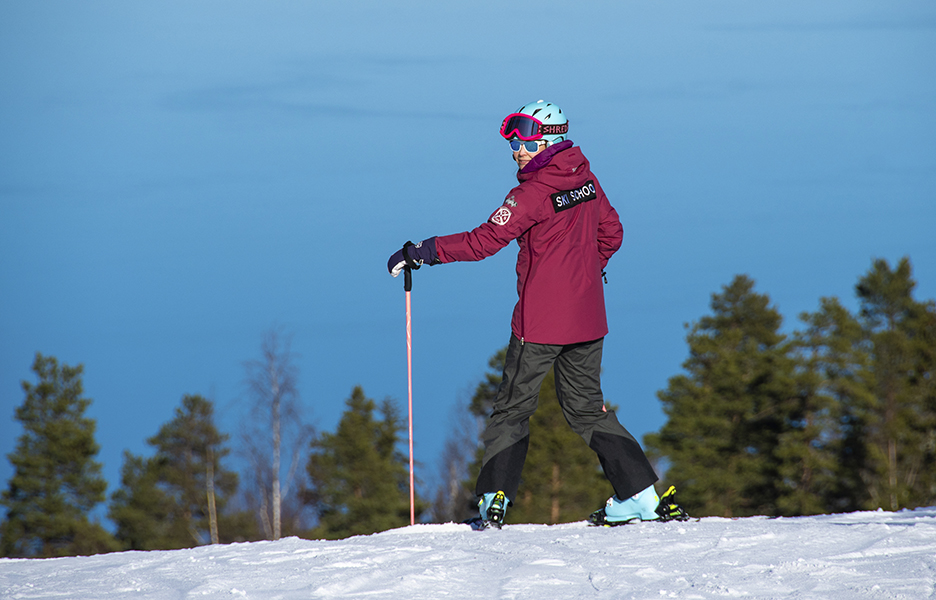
[596,189,624,269]
[435,187,542,263]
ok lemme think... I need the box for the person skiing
[387,100,687,528]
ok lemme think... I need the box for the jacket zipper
[518,232,534,345]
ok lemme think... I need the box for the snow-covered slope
[2,508,934,599]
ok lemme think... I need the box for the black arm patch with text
[551,180,597,213]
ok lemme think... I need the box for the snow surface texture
[2,508,934,599]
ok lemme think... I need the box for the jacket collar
[518,140,574,177]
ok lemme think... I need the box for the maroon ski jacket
[435,142,623,345]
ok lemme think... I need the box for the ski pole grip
[402,241,420,292]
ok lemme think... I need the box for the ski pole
[404,263,416,526]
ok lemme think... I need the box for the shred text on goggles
[499,113,569,141]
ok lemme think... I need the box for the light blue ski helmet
[515,99,568,144]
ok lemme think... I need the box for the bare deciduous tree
[431,398,483,524]
[240,329,313,539]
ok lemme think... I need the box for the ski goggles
[509,139,547,153]
[499,113,569,141]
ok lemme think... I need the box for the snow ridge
[2,508,934,599]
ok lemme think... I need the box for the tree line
[2,256,933,556]
[1,332,424,557]
[645,257,935,517]
[433,257,935,522]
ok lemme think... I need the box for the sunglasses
[509,139,547,153]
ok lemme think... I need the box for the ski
[464,517,503,531]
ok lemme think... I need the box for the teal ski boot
[477,490,509,530]
[589,485,690,526]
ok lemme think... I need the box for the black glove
[388,238,439,277]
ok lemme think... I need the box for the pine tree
[468,347,508,418]
[306,387,422,539]
[855,257,936,510]
[781,297,875,514]
[1,354,117,557]
[466,347,612,525]
[108,451,175,550]
[645,275,798,517]
[109,394,239,549]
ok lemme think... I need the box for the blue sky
[2,0,934,523]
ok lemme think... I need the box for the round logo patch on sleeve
[490,206,512,226]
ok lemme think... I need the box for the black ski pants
[475,334,658,503]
